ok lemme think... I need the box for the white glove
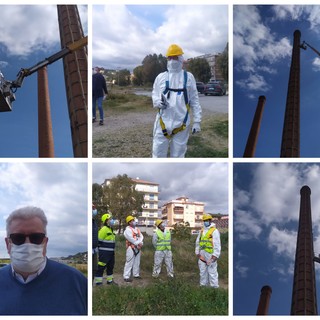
[103,94,107,101]
[192,122,201,134]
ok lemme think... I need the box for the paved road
[198,94,228,114]
[134,90,228,115]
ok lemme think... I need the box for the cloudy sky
[233,5,320,157]
[0,163,87,259]
[92,5,228,71]
[93,162,228,215]
[234,163,320,315]
[0,5,87,157]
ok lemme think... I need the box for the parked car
[196,82,205,94]
[207,80,227,95]
[204,83,224,96]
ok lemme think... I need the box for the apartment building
[161,196,205,228]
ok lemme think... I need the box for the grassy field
[93,87,228,158]
[93,232,228,315]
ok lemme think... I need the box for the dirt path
[92,108,220,158]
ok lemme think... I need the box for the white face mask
[10,243,45,273]
[92,209,98,216]
[167,59,183,73]
[204,221,211,228]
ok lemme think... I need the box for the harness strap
[159,71,190,139]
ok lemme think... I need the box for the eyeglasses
[9,233,46,245]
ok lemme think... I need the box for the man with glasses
[0,206,87,315]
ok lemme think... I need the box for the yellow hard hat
[166,44,184,57]
[101,213,112,223]
[155,219,163,227]
[126,215,135,224]
[202,213,212,221]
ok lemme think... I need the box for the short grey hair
[6,206,48,236]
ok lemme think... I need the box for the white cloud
[93,5,228,70]
[312,57,320,72]
[236,74,270,92]
[235,261,249,278]
[0,163,87,258]
[234,209,262,240]
[0,5,87,58]
[267,226,296,260]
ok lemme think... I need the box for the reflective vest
[159,70,190,139]
[98,226,116,252]
[199,227,216,254]
[155,229,171,251]
[126,227,141,249]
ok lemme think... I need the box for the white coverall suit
[195,223,221,287]
[152,62,202,158]
[123,225,144,279]
[152,228,174,278]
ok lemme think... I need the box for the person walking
[123,215,143,282]
[195,213,221,287]
[152,44,202,157]
[94,213,117,285]
[92,66,108,125]
[152,219,174,278]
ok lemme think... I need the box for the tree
[132,65,143,86]
[101,174,145,233]
[141,53,167,85]
[171,221,191,240]
[187,58,211,83]
[118,69,131,86]
[216,43,228,83]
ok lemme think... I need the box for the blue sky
[234,5,320,158]
[93,5,228,71]
[234,163,320,315]
[0,162,87,259]
[0,5,87,157]
[93,162,228,215]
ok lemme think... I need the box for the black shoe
[92,118,96,123]
[107,281,118,286]
[134,276,142,280]
[99,120,104,125]
[124,278,132,282]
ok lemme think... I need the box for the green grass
[93,233,228,315]
[93,278,228,315]
[106,92,152,112]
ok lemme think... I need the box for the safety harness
[159,70,190,139]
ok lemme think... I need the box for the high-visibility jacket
[155,229,171,251]
[125,227,141,249]
[98,226,116,252]
[199,227,216,254]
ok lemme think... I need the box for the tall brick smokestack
[256,285,272,315]
[57,5,87,157]
[243,95,266,157]
[280,30,301,157]
[38,66,54,157]
[291,186,318,315]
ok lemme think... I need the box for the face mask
[10,243,45,273]
[204,221,211,228]
[167,59,182,73]
[92,209,98,216]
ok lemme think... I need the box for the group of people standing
[92,205,221,287]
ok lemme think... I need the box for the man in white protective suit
[195,214,221,287]
[152,44,202,158]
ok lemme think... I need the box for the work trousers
[152,122,190,158]
[123,246,141,279]
[152,250,174,277]
[198,250,219,287]
[95,251,115,284]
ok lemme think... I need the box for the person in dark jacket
[92,67,108,125]
[92,204,99,283]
